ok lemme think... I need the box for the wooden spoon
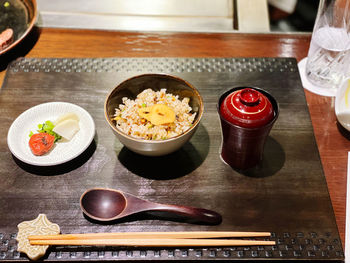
[80,188,222,225]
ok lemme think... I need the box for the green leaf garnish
[37,120,62,142]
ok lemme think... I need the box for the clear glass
[306,0,350,91]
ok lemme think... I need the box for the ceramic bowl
[335,78,350,131]
[104,74,203,156]
[0,0,37,56]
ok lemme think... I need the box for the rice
[113,89,196,140]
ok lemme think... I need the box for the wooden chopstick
[28,231,271,240]
[30,238,275,247]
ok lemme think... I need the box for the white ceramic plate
[7,102,95,166]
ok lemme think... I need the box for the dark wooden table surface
[0,28,348,247]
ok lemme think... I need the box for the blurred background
[35,0,319,33]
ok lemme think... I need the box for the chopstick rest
[16,214,60,260]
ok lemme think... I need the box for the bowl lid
[220,88,274,128]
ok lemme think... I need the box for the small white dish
[335,78,350,131]
[7,102,95,166]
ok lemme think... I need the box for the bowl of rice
[104,74,204,156]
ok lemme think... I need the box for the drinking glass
[305,0,350,91]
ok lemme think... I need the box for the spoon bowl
[81,189,127,220]
[80,188,222,225]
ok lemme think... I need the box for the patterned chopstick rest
[16,214,60,260]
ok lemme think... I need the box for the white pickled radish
[52,119,80,140]
[54,113,79,126]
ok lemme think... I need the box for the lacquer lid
[219,88,274,128]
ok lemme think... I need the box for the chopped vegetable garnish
[30,120,62,142]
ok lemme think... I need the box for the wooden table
[1,28,347,247]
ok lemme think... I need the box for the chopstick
[28,231,275,247]
[28,231,271,240]
[30,238,275,247]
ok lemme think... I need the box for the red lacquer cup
[218,87,279,170]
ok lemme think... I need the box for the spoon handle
[150,204,222,225]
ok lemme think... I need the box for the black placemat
[0,57,344,262]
